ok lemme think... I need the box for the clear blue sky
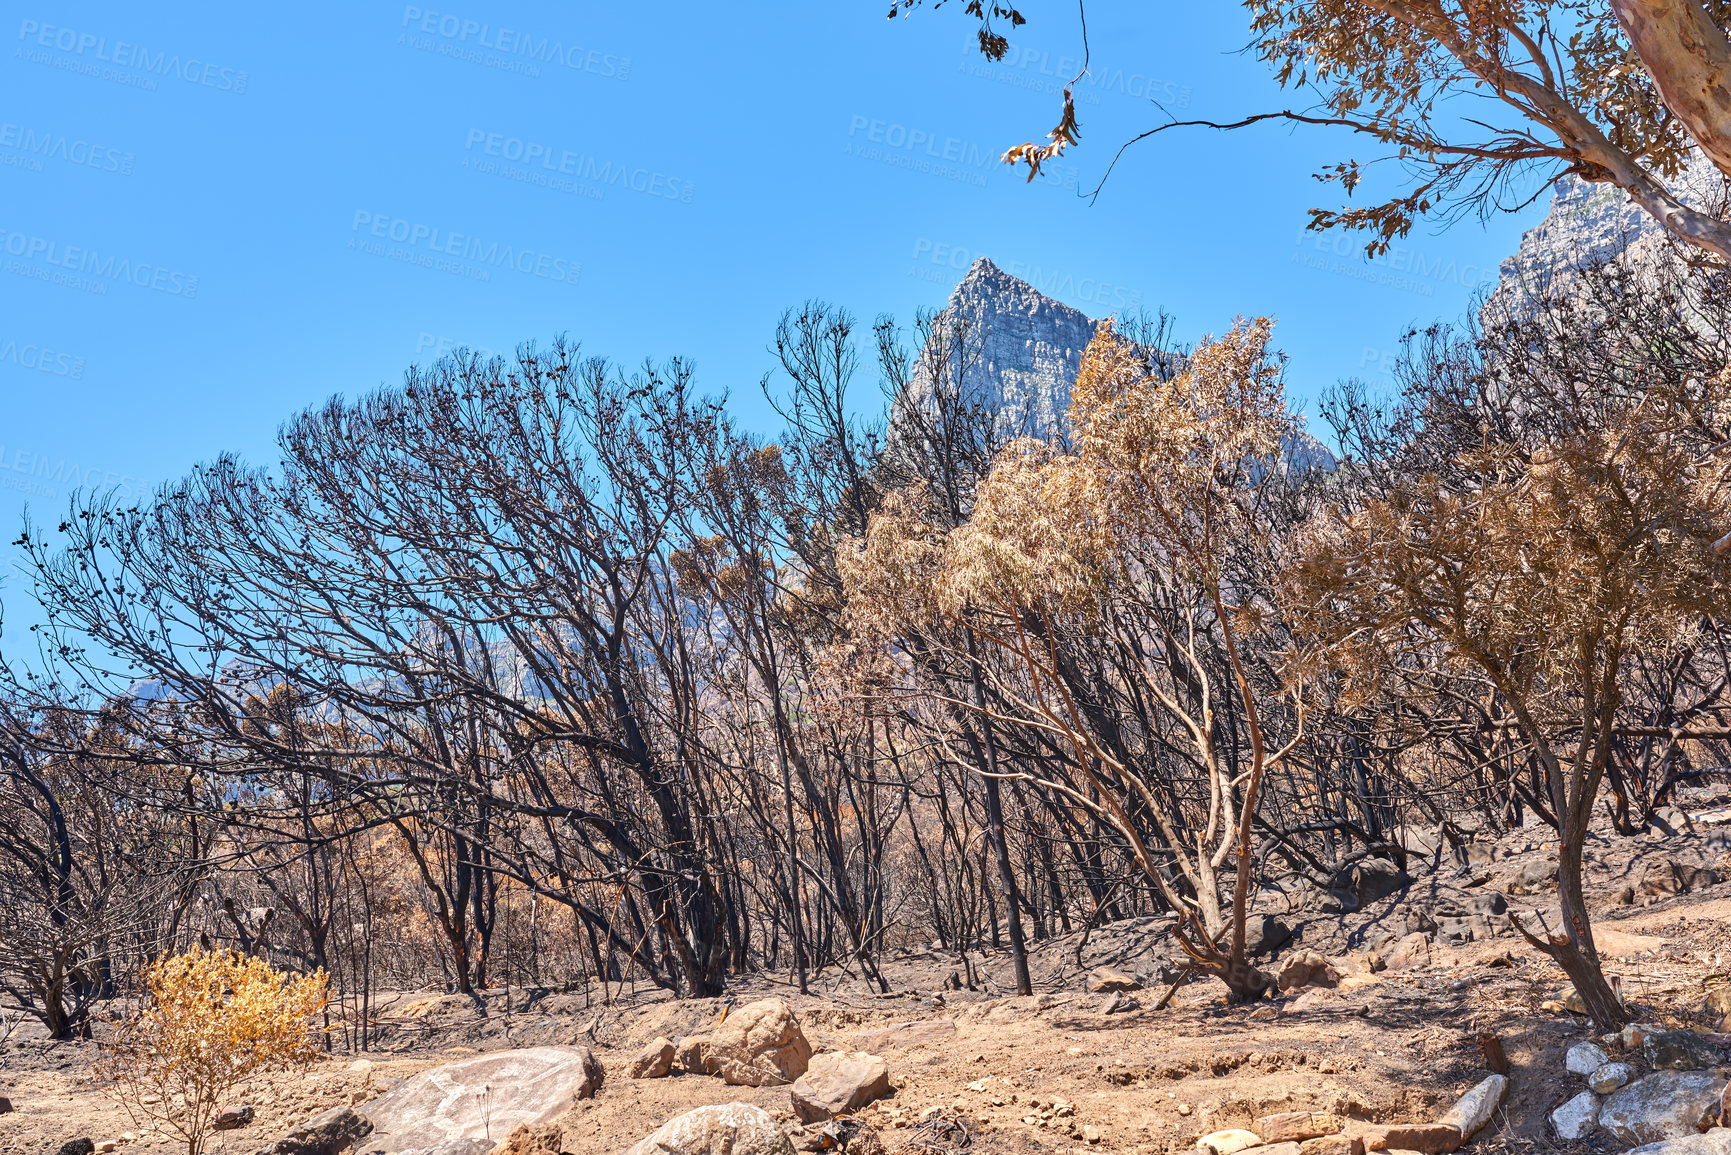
[0,1,1543,623]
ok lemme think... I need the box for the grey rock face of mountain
[1491,177,1663,308]
[888,256,1335,472]
[891,257,1103,445]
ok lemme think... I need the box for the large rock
[1332,858,1409,907]
[359,1046,603,1155]
[1276,951,1339,993]
[1629,1132,1731,1155]
[1601,1072,1727,1145]
[1439,1075,1506,1140]
[624,1102,795,1155]
[676,998,812,1087]
[1197,1130,1264,1155]
[1243,914,1293,957]
[1254,1112,1342,1143]
[1376,1123,1462,1153]
[791,1052,891,1123]
[1386,933,1431,971]
[260,1107,373,1155]
[1086,968,1141,993]
[1645,1031,1731,1071]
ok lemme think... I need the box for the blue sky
[0,2,1545,623]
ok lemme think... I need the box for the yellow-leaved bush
[97,946,329,1155]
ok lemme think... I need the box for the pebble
[95,1144,115,1154]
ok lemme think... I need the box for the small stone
[95,1144,115,1154]
[1551,1092,1599,1140]
[1438,1075,1506,1140]
[347,1059,374,1076]
[0,1097,11,1114]
[1083,1126,1102,1144]
[1179,1104,1193,1116]
[1567,1042,1611,1075]
[1623,1022,1662,1049]
[1300,1139,1363,1155]
[1376,1124,1462,1154]
[1590,1062,1636,1094]
[1197,1129,1265,1155]
[212,1103,254,1131]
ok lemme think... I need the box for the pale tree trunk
[1611,0,1731,181]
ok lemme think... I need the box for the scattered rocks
[1591,1061,1637,1093]
[1086,968,1142,993]
[1254,1112,1343,1143]
[1197,1129,1265,1155]
[677,999,812,1086]
[1566,1042,1611,1075]
[631,1037,678,1079]
[1438,1074,1507,1140]
[359,1046,603,1152]
[258,1106,372,1155]
[624,1102,796,1155]
[790,1052,891,1123]
[1386,933,1431,971]
[1600,1072,1728,1145]
[213,1102,254,1130]
[1552,1092,1600,1140]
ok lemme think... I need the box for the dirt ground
[5,811,1731,1155]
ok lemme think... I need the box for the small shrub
[97,946,329,1155]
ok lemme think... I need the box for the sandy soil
[4,816,1731,1155]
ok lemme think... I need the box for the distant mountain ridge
[889,256,1337,471]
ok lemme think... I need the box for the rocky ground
[5,796,1731,1155]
